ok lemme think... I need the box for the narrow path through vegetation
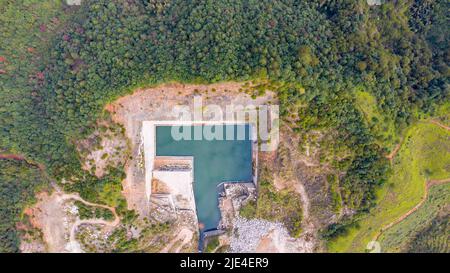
[160,227,194,253]
[0,153,45,171]
[385,142,402,163]
[374,120,450,242]
[429,120,450,131]
[59,193,120,252]
[373,178,450,242]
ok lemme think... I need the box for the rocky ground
[218,182,256,229]
[229,217,315,253]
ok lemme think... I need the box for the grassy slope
[434,103,450,127]
[406,210,449,253]
[354,90,397,151]
[328,121,450,252]
[378,183,449,252]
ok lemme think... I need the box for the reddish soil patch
[430,120,450,132]
[0,154,25,160]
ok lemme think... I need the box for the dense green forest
[0,0,448,251]
[0,159,48,252]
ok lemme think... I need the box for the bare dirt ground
[430,119,450,131]
[230,217,314,253]
[160,227,194,253]
[25,190,119,253]
[63,193,119,252]
[255,230,278,252]
[105,82,276,217]
[25,192,74,252]
[386,141,402,163]
[258,126,338,252]
[77,124,129,178]
[0,154,26,160]
[0,153,46,171]
[255,227,314,253]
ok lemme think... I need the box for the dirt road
[429,120,450,131]
[59,193,120,253]
[385,142,402,163]
[28,191,120,253]
[373,178,450,242]
[374,120,450,242]
[160,228,194,253]
[0,153,46,171]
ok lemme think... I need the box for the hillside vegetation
[379,183,449,253]
[406,211,449,253]
[328,121,450,252]
[0,159,49,252]
[354,90,398,149]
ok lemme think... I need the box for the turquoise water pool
[156,124,252,231]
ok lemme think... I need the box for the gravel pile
[229,217,288,253]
